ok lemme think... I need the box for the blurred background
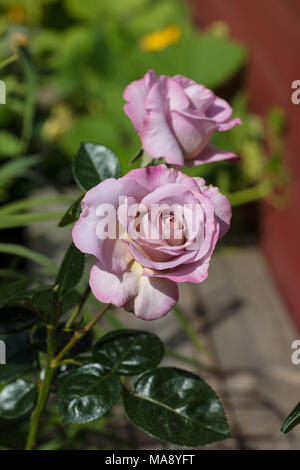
[0,0,299,450]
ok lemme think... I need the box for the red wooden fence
[191,0,300,329]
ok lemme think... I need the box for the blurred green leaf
[0,156,39,201]
[0,278,28,306]
[0,306,39,334]
[32,288,57,323]
[0,243,58,275]
[0,131,22,158]
[0,211,64,229]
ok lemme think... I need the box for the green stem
[227,182,271,207]
[19,46,37,153]
[65,285,91,329]
[25,326,55,450]
[172,305,210,357]
[165,347,217,374]
[51,303,111,368]
[0,54,18,71]
[129,148,143,164]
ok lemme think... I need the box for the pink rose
[72,165,231,320]
[123,70,241,168]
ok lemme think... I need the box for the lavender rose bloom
[123,70,241,168]
[72,165,231,320]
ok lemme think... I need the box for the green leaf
[0,156,39,199]
[58,195,83,227]
[0,379,37,420]
[56,243,85,295]
[0,131,22,158]
[281,402,300,433]
[57,363,121,424]
[72,143,121,191]
[0,333,37,385]
[0,211,64,229]
[0,306,39,334]
[0,243,58,275]
[32,288,57,323]
[123,367,230,446]
[0,278,28,306]
[0,194,74,216]
[93,329,165,376]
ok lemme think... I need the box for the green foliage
[72,143,122,191]
[57,363,122,424]
[281,402,300,434]
[58,195,83,227]
[55,243,85,296]
[0,306,38,334]
[0,278,28,306]
[123,367,230,446]
[0,0,287,451]
[0,379,37,420]
[0,333,37,385]
[93,329,165,376]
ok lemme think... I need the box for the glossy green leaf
[0,306,39,334]
[58,363,121,424]
[56,243,85,295]
[72,143,121,191]
[123,367,230,446]
[93,329,165,376]
[281,402,300,433]
[0,333,37,384]
[0,379,37,420]
[58,195,83,227]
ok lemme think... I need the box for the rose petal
[123,69,158,132]
[150,258,210,284]
[191,143,240,166]
[123,164,178,193]
[89,261,141,307]
[141,83,184,166]
[170,110,217,158]
[196,179,232,237]
[160,76,190,111]
[129,276,178,320]
[72,178,145,273]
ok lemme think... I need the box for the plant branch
[51,303,111,368]
[65,284,91,329]
[172,305,211,358]
[0,54,18,71]
[25,326,55,450]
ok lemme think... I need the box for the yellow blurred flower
[42,105,73,141]
[139,25,182,52]
[7,4,26,25]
